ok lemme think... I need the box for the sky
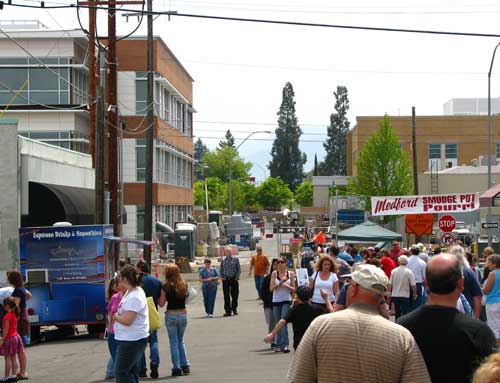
[2,0,500,180]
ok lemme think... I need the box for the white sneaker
[208,314,213,318]
[205,313,210,318]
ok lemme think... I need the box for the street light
[487,42,500,247]
[201,164,209,221]
[229,130,272,215]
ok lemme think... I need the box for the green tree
[349,114,413,211]
[193,177,227,209]
[323,86,350,176]
[194,138,209,181]
[295,181,313,207]
[219,129,235,149]
[313,154,319,176]
[268,82,306,190]
[202,145,252,182]
[256,177,293,211]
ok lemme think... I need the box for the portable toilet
[174,223,197,260]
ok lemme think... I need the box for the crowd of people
[282,241,500,383]
[105,262,191,382]
[99,239,500,382]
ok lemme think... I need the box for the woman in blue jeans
[199,258,220,318]
[269,256,296,353]
[113,265,149,383]
[159,263,190,377]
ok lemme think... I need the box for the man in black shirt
[398,253,497,383]
[264,286,332,350]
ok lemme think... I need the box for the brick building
[347,115,500,179]
[115,37,194,239]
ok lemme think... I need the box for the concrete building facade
[115,37,194,239]
[0,28,90,153]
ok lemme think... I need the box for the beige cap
[398,255,409,265]
[342,264,389,295]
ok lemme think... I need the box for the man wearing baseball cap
[288,264,431,383]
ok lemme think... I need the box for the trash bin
[174,223,197,261]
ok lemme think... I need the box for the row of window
[428,143,457,159]
[18,130,89,153]
[135,72,191,135]
[136,138,193,187]
[0,62,88,105]
[135,204,193,238]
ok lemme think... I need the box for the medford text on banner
[371,193,479,216]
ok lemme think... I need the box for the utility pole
[412,106,418,195]
[96,48,105,224]
[143,0,154,266]
[106,0,120,236]
[88,0,96,169]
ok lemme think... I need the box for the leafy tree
[256,177,293,211]
[218,129,236,149]
[323,86,350,176]
[349,114,413,211]
[194,138,209,181]
[193,177,226,210]
[313,154,319,177]
[268,82,306,190]
[295,181,313,207]
[202,146,252,182]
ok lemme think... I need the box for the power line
[5,1,500,38]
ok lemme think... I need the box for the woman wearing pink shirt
[105,278,124,380]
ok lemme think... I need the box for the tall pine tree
[313,154,319,176]
[219,129,235,149]
[268,82,306,191]
[322,86,350,175]
[194,138,209,181]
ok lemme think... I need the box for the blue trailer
[19,224,117,338]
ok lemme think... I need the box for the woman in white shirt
[113,264,149,383]
[309,255,340,308]
[270,256,296,353]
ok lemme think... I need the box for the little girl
[0,297,24,383]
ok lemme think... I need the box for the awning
[479,184,500,208]
[337,221,402,242]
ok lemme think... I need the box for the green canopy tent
[337,221,402,242]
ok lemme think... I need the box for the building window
[18,130,89,153]
[445,144,457,159]
[496,143,500,159]
[428,144,441,159]
[0,58,84,106]
[136,138,146,181]
[136,205,144,240]
[135,78,147,116]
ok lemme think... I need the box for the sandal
[16,374,28,380]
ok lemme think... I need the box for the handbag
[147,297,161,331]
[185,286,198,304]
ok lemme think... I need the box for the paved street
[28,240,293,382]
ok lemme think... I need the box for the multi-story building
[115,37,194,239]
[0,24,90,153]
[347,115,500,177]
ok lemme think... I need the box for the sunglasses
[277,260,286,264]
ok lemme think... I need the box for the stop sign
[439,215,456,232]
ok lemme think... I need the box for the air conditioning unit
[26,269,49,284]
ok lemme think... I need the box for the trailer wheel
[249,238,256,251]
[87,323,106,338]
[30,326,40,343]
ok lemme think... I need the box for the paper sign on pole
[296,268,309,287]
[371,193,479,216]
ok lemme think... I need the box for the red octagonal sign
[439,214,456,232]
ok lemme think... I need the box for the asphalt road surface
[28,239,293,382]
